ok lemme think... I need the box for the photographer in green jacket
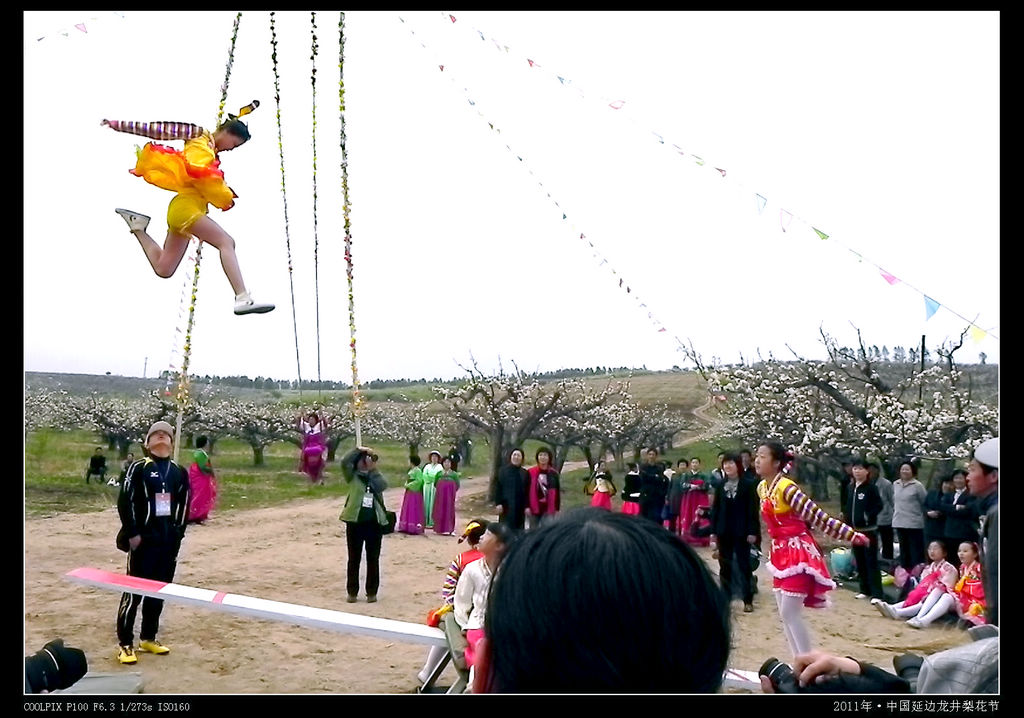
[340,446,391,604]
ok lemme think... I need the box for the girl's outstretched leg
[189,216,274,315]
[115,209,189,278]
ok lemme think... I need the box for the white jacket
[454,557,493,630]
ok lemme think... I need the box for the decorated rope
[173,11,243,461]
[311,12,323,394]
[270,11,305,395]
[338,12,363,439]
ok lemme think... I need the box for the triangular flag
[619,279,624,288]
[527,59,535,67]
[780,210,793,232]
[813,228,829,241]
[756,194,767,214]
[658,327,667,333]
[439,64,444,71]
[449,14,456,22]
[626,286,631,294]
[879,270,899,286]
[693,156,704,166]
[672,144,685,155]
[653,133,664,144]
[557,76,566,84]
[75,23,87,33]
[478,31,485,40]
[715,168,726,177]
[969,325,987,343]
[609,100,625,110]
[924,296,940,320]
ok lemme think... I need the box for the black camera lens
[759,657,801,693]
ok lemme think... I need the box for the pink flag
[879,270,900,285]
[609,100,625,110]
[75,23,87,33]
[450,14,456,22]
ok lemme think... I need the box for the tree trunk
[327,436,340,462]
[460,437,472,466]
[252,444,265,466]
[487,429,506,504]
[408,442,419,459]
[107,436,117,451]
[580,444,596,473]
[117,438,132,460]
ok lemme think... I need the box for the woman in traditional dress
[755,441,869,658]
[585,462,616,511]
[678,457,712,546]
[873,540,959,627]
[187,436,217,524]
[298,411,328,484]
[398,455,426,535]
[433,457,461,535]
[620,463,642,516]
[102,103,273,315]
[953,541,987,627]
[422,451,444,529]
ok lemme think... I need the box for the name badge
[362,492,374,509]
[155,492,172,517]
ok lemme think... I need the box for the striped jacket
[117,457,190,547]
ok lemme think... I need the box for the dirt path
[25,459,968,695]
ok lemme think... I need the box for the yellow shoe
[117,645,138,665]
[139,639,170,655]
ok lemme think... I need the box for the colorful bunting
[924,296,941,321]
[609,100,625,110]
[780,210,793,232]
[756,194,767,214]
[969,325,987,343]
[813,227,829,241]
[879,270,900,286]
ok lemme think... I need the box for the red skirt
[767,532,835,608]
[590,491,612,510]
[621,500,641,515]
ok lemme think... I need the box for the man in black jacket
[495,448,529,531]
[709,453,760,612]
[847,458,884,601]
[115,421,190,665]
[638,448,669,524]
[941,470,977,567]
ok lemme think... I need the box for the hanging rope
[174,11,243,461]
[338,11,363,444]
[311,12,323,396]
[270,10,305,396]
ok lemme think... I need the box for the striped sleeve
[117,460,144,537]
[173,463,190,532]
[440,557,462,606]
[781,481,858,542]
[106,120,206,141]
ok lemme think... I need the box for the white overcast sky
[23,11,1000,384]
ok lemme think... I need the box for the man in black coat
[638,448,669,524]
[708,453,760,611]
[941,470,977,567]
[847,458,884,601]
[495,448,529,531]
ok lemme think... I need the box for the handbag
[382,510,397,535]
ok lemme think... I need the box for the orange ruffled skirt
[131,143,234,235]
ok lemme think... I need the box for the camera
[759,657,856,694]
[25,639,88,694]
[892,653,923,692]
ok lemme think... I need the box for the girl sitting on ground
[953,541,987,627]
[874,540,958,628]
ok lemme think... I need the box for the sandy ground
[24,465,970,695]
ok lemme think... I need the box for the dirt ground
[24,467,970,695]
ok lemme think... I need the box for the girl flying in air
[102,101,274,315]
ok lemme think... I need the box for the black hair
[721,452,743,473]
[196,436,208,449]
[759,441,790,470]
[485,520,515,548]
[409,454,421,467]
[850,457,869,469]
[462,519,489,545]
[898,459,919,476]
[217,117,251,143]
[626,462,638,471]
[535,447,553,463]
[484,508,730,693]
[677,458,689,467]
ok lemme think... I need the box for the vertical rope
[311,12,323,397]
[270,10,304,396]
[338,11,362,444]
[174,10,242,462]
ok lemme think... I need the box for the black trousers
[896,527,926,570]
[116,540,178,645]
[878,525,895,560]
[851,529,884,600]
[717,536,754,604]
[345,520,383,598]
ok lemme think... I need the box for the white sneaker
[874,601,891,618]
[233,292,275,315]
[115,208,151,232]
[854,593,868,600]
[906,618,923,629]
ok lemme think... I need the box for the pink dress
[187,450,217,523]
[903,559,957,607]
[759,474,859,608]
[678,479,711,546]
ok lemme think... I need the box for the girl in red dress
[953,541,987,626]
[755,442,868,658]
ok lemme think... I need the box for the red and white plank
[65,567,446,648]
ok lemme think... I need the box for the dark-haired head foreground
[476,507,730,693]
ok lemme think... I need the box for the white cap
[974,437,998,469]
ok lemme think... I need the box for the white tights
[775,591,813,657]
[418,645,447,683]
[891,588,955,625]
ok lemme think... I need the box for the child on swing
[102,101,274,315]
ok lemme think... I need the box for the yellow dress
[130,132,236,236]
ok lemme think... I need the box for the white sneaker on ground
[874,601,891,618]
[906,618,923,629]
[233,292,275,315]
[115,208,151,233]
[854,593,868,600]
